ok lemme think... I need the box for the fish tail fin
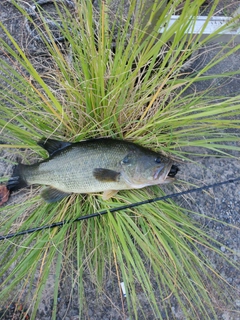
[7,164,28,192]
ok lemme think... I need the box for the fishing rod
[0,177,239,241]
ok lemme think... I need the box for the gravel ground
[0,1,240,319]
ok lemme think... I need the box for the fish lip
[153,162,172,181]
[153,166,164,180]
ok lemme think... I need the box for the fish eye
[155,157,161,164]
[121,155,130,164]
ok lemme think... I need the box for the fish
[7,138,179,203]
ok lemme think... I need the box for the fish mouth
[153,163,179,182]
[167,164,179,178]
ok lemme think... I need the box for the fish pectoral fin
[93,168,120,182]
[38,138,72,156]
[102,190,118,200]
[41,187,71,203]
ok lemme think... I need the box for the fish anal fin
[93,168,120,182]
[102,190,118,200]
[38,138,72,156]
[41,187,71,203]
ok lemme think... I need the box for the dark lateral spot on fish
[41,187,71,203]
[93,168,120,182]
[168,165,179,178]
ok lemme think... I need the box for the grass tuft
[0,0,240,318]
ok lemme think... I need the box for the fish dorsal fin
[38,138,72,156]
[41,187,71,203]
[93,168,120,182]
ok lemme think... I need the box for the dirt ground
[0,0,240,319]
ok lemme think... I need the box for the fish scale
[25,146,127,193]
[18,142,128,193]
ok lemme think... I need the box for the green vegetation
[0,0,239,318]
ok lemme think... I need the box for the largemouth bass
[7,138,178,202]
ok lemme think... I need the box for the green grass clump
[0,0,240,318]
